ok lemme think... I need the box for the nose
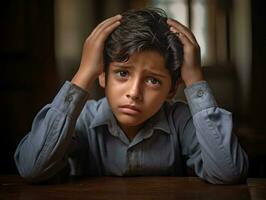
[126,77,143,101]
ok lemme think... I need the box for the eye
[146,77,161,86]
[115,70,129,78]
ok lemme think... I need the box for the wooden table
[0,175,253,200]
[248,178,266,200]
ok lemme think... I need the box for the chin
[117,116,146,127]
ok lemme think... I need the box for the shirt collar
[142,105,171,134]
[90,97,171,135]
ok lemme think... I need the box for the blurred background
[0,0,265,177]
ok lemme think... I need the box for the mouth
[118,105,142,115]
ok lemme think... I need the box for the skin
[99,51,175,140]
[71,14,204,140]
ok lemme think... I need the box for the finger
[170,26,198,52]
[178,33,194,49]
[167,18,198,45]
[96,20,121,42]
[90,14,122,37]
[91,14,121,35]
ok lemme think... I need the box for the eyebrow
[147,71,168,79]
[111,63,133,69]
[111,63,169,79]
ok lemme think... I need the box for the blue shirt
[14,81,248,184]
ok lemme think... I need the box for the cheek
[105,78,125,96]
[144,90,168,106]
[143,94,166,118]
[145,82,172,99]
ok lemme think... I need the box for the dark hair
[104,8,183,88]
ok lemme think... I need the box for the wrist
[183,70,204,87]
[184,76,204,87]
[184,78,204,87]
[71,69,98,92]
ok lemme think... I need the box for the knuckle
[191,44,200,51]
[84,38,99,48]
[84,38,93,46]
[85,37,91,43]
[102,28,109,34]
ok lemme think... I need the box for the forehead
[110,50,170,75]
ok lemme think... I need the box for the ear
[167,87,178,100]
[98,72,106,88]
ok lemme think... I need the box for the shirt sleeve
[182,81,249,184]
[14,81,89,183]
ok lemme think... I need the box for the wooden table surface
[248,178,266,200]
[0,175,256,200]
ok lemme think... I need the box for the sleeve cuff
[184,81,217,115]
[51,81,89,119]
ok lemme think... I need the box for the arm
[167,19,248,184]
[71,15,122,91]
[14,83,88,183]
[14,15,122,183]
[182,82,248,184]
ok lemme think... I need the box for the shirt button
[197,89,204,97]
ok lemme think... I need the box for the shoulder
[164,100,191,121]
[74,98,105,128]
[80,98,105,118]
[163,100,193,133]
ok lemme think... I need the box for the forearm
[71,68,99,92]
[192,108,248,184]
[14,82,88,182]
[184,82,248,184]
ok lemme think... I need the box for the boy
[14,8,248,184]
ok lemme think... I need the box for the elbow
[221,153,249,184]
[228,162,249,184]
[204,150,249,184]
[14,153,48,183]
[16,164,59,184]
[215,171,248,185]
[203,172,245,185]
[14,143,44,183]
[14,153,69,184]
[19,170,42,183]
[15,161,43,183]
[204,162,249,185]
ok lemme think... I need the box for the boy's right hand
[71,15,122,92]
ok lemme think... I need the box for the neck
[120,124,143,141]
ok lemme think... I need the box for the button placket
[127,149,132,171]
[127,147,139,172]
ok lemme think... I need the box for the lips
[118,105,141,115]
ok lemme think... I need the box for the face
[99,50,175,136]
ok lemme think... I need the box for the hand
[71,14,122,91]
[167,19,204,87]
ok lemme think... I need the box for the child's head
[99,8,184,135]
[104,8,183,89]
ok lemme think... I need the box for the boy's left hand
[167,19,204,87]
